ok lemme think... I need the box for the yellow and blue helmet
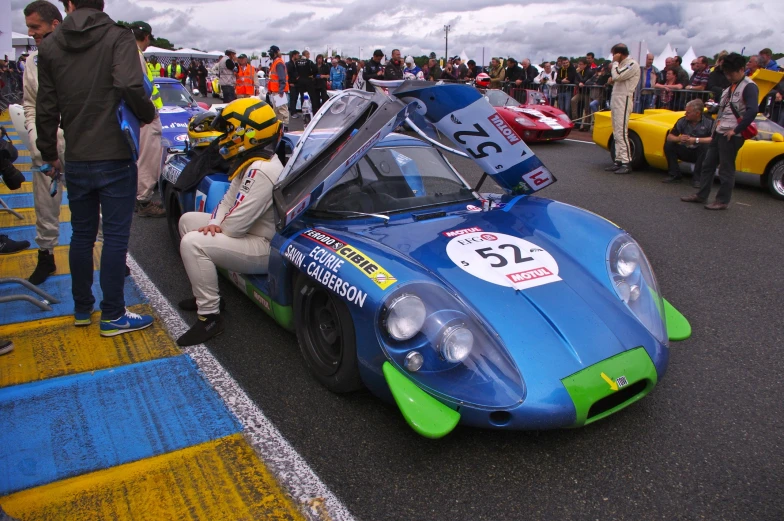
[211,98,282,160]
[187,112,223,148]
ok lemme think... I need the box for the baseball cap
[225,48,237,56]
[238,54,248,59]
[269,45,280,54]
[130,21,154,39]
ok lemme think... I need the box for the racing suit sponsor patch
[302,229,396,289]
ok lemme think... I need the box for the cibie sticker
[466,205,482,212]
[446,232,561,290]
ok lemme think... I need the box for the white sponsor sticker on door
[446,232,561,290]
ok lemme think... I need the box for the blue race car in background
[154,78,208,150]
[161,84,691,438]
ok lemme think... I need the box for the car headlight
[607,234,668,345]
[514,117,537,127]
[379,283,525,409]
[385,294,426,341]
[439,325,474,363]
[557,113,572,123]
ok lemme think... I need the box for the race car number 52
[453,123,502,159]
[446,232,562,291]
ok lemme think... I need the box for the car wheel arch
[762,155,784,200]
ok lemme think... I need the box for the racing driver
[176,99,284,346]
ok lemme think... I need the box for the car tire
[610,132,646,169]
[163,183,184,253]
[293,273,363,393]
[763,159,784,201]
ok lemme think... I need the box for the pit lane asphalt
[130,110,784,520]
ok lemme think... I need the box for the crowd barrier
[0,70,24,112]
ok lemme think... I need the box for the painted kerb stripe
[127,255,356,521]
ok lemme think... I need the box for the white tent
[459,49,470,65]
[142,46,221,59]
[653,43,675,71]
[680,46,697,69]
[777,57,784,69]
[12,32,34,46]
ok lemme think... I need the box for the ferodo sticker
[301,229,397,289]
[446,231,561,290]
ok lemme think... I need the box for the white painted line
[127,255,356,521]
[564,138,597,145]
[736,202,751,206]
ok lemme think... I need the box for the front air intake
[586,380,649,420]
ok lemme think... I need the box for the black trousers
[663,141,709,176]
[696,134,744,204]
[313,87,329,112]
[221,85,237,103]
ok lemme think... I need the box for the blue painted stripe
[0,222,72,248]
[0,355,241,495]
[14,155,31,164]
[0,191,69,208]
[0,272,146,325]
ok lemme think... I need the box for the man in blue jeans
[36,0,156,335]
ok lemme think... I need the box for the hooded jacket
[36,8,155,163]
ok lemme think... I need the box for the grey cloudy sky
[10,0,782,63]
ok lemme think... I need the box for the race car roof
[154,78,186,85]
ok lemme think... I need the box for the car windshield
[754,115,784,141]
[158,83,195,107]
[485,90,519,107]
[311,146,475,215]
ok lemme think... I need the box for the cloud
[9,0,782,63]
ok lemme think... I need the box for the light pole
[444,24,451,63]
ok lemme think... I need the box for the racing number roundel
[446,232,561,290]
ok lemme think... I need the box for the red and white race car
[483,89,574,142]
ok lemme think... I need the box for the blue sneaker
[100,310,154,337]
[74,310,93,327]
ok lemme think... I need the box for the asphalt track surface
[131,110,784,520]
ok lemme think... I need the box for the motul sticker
[442,226,483,238]
[466,205,482,212]
[446,232,561,290]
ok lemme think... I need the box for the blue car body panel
[154,78,206,149]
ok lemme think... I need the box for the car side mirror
[771,132,784,143]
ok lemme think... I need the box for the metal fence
[497,81,721,131]
[0,70,24,112]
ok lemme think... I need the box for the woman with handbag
[681,53,759,210]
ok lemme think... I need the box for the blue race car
[161,83,691,438]
[154,78,208,150]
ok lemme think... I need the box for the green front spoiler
[383,362,460,439]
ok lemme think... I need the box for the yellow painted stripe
[0,206,70,228]
[6,131,19,136]
[0,303,180,388]
[0,243,101,280]
[0,182,32,194]
[17,150,31,156]
[1,434,306,521]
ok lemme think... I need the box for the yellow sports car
[593,69,784,200]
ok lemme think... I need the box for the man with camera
[21,0,67,283]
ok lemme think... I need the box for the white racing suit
[610,56,641,165]
[179,156,283,315]
[23,51,66,252]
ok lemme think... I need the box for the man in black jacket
[363,49,384,91]
[384,49,404,80]
[505,58,522,85]
[295,50,316,115]
[37,0,156,335]
[287,50,300,116]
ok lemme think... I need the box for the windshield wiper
[313,209,390,222]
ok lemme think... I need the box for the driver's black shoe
[614,164,632,175]
[178,297,226,312]
[604,162,622,172]
[177,314,224,346]
[662,175,682,183]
